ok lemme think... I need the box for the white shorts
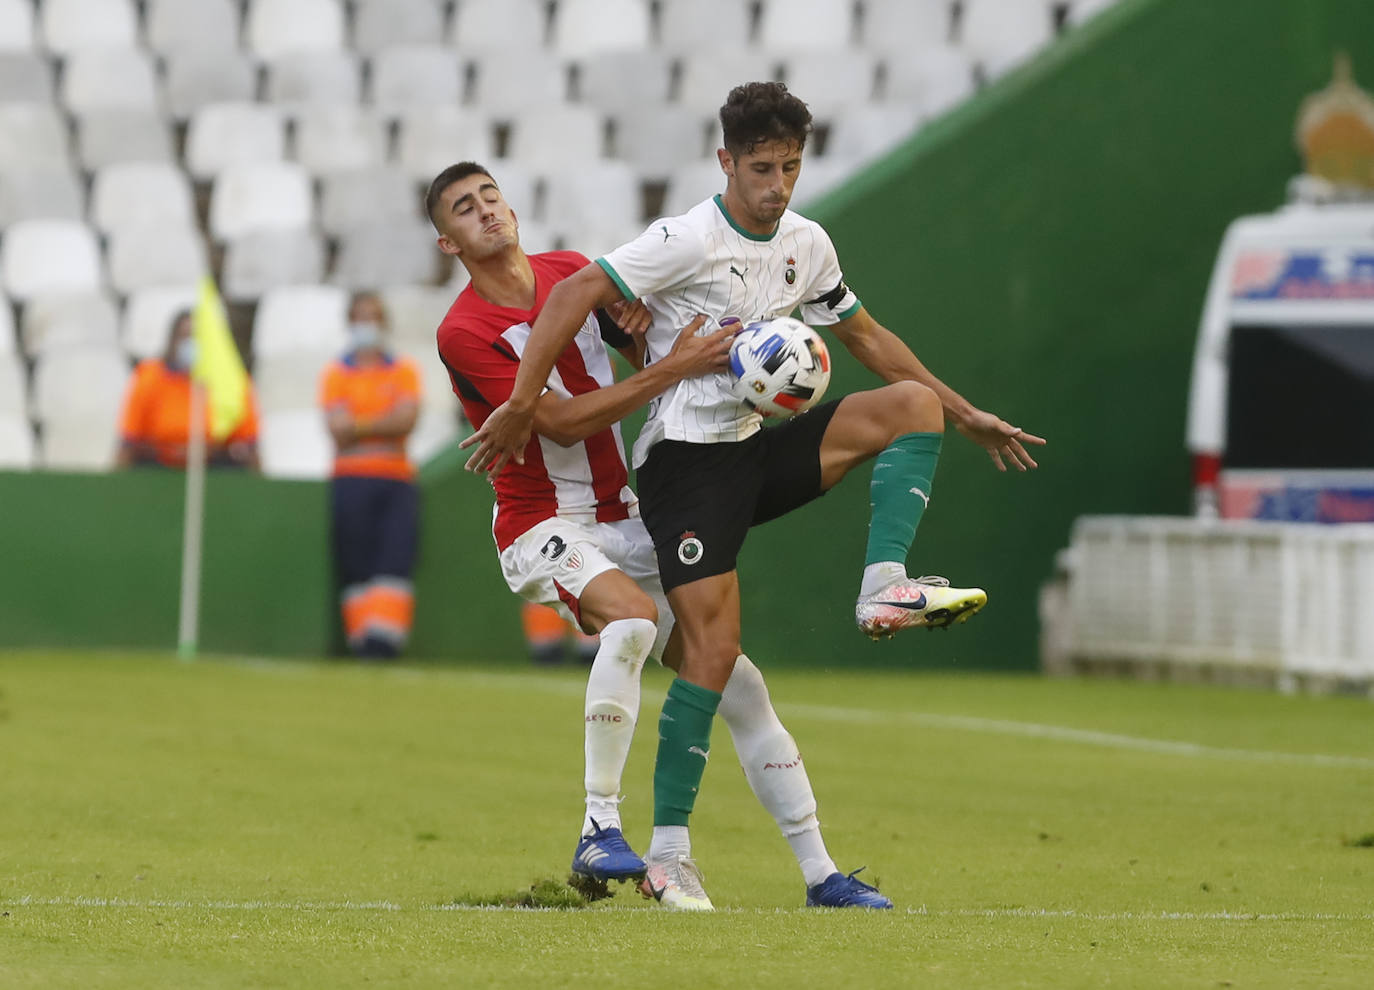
[498,514,674,660]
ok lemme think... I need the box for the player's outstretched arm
[532,315,733,446]
[829,306,1046,471]
[462,264,626,474]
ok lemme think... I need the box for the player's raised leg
[820,382,987,639]
[567,568,660,886]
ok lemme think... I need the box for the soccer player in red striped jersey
[430,162,871,910]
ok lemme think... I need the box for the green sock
[864,431,943,567]
[652,678,722,827]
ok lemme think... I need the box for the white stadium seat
[264,51,362,112]
[1068,0,1124,26]
[0,351,23,405]
[221,229,326,303]
[575,51,671,114]
[757,0,856,52]
[292,106,390,175]
[504,106,606,167]
[244,0,345,60]
[330,220,442,290]
[318,168,419,237]
[861,0,955,53]
[19,291,120,358]
[407,402,461,463]
[259,407,333,479]
[0,0,36,51]
[39,0,138,55]
[352,0,447,54]
[0,289,14,356]
[541,162,643,243]
[395,106,496,182]
[368,44,464,115]
[252,284,349,358]
[778,51,878,122]
[449,0,547,54]
[106,222,208,295]
[0,165,84,225]
[824,103,923,165]
[185,102,287,180]
[74,109,175,170]
[656,0,753,54]
[379,284,455,348]
[253,348,338,413]
[552,0,651,58]
[121,285,200,360]
[467,51,567,118]
[90,162,196,236]
[881,45,976,120]
[59,46,160,113]
[31,346,129,471]
[144,0,242,55]
[0,219,102,301]
[662,160,727,217]
[162,49,259,121]
[480,161,537,222]
[0,51,52,102]
[208,161,314,240]
[960,0,1057,79]
[676,51,780,119]
[0,413,35,470]
[0,105,71,170]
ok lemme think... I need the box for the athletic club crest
[784,255,797,285]
[677,531,704,565]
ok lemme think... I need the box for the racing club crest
[784,255,797,285]
[677,531,704,566]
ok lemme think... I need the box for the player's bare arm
[829,306,1045,471]
[463,263,626,474]
[529,315,733,447]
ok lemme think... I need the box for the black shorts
[637,399,841,592]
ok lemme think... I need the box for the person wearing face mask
[319,291,423,661]
[117,309,261,470]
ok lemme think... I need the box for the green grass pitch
[1,650,1371,989]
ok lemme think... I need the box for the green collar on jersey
[714,195,778,242]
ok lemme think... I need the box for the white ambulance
[1185,188,1374,523]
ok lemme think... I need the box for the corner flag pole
[176,275,249,661]
[177,381,207,660]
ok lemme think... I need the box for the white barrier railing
[1047,516,1374,691]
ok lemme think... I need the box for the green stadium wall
[3,0,1372,665]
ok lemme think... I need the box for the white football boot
[855,575,987,640]
[639,855,714,912]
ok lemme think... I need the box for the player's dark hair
[719,81,812,157]
[425,161,496,229]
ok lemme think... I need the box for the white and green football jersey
[596,194,861,467]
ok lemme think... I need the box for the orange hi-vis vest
[119,359,259,467]
[319,352,422,482]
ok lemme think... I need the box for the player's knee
[596,588,658,626]
[883,380,942,437]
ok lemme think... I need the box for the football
[727,316,832,418]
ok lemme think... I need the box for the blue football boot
[805,867,894,909]
[570,819,646,882]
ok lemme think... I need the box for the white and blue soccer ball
[727,316,831,418]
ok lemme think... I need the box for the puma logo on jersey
[729,265,747,286]
[660,225,676,242]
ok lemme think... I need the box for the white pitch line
[219,660,1374,771]
[4,896,1372,922]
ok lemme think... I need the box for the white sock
[581,617,655,837]
[647,824,691,863]
[718,655,838,887]
[860,561,908,597]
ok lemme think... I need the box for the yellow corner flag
[192,274,249,442]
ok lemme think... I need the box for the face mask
[348,322,383,352]
[172,338,197,371]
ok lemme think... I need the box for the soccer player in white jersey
[465,83,1046,909]
[430,161,886,911]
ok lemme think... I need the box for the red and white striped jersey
[436,251,635,550]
